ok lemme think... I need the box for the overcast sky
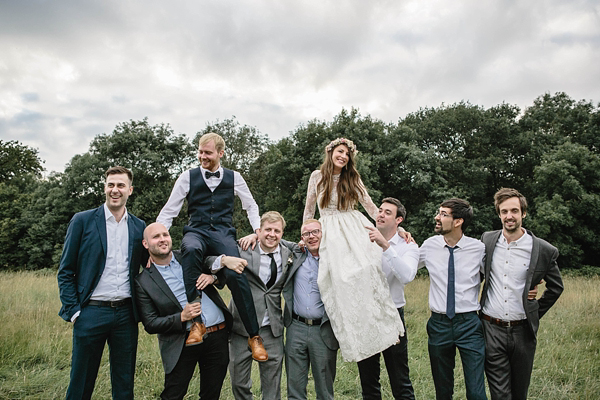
[1,0,599,173]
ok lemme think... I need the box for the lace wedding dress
[303,170,404,362]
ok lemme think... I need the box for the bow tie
[205,170,220,179]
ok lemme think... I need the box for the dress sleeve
[358,178,378,221]
[303,170,319,221]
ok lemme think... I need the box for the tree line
[2,92,599,271]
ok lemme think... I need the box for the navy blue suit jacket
[57,205,147,322]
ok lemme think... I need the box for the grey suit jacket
[282,245,339,351]
[480,229,564,337]
[207,242,293,338]
[135,251,232,374]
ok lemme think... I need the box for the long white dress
[303,170,404,362]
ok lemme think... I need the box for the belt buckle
[109,300,122,308]
[305,318,315,326]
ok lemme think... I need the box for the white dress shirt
[91,203,131,301]
[482,229,532,321]
[419,234,485,314]
[156,166,260,231]
[382,233,419,309]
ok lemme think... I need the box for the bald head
[143,223,173,261]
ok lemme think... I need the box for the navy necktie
[266,253,277,289]
[446,245,456,319]
[205,170,220,179]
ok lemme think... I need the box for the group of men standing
[57,132,563,400]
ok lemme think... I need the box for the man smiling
[157,132,267,360]
[419,198,487,400]
[58,166,147,400]
[207,211,292,400]
[480,188,563,400]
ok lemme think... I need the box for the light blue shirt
[154,256,225,328]
[293,252,325,319]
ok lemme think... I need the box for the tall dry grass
[0,270,597,399]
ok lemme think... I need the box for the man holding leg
[419,198,487,400]
[157,132,266,360]
[57,166,147,399]
[283,219,339,400]
[360,197,417,400]
[480,188,564,400]
[135,222,232,400]
[207,211,291,400]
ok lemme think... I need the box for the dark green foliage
[3,93,599,271]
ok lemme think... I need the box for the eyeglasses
[436,211,452,218]
[301,229,321,239]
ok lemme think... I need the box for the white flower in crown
[326,137,358,155]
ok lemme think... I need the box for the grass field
[0,270,598,399]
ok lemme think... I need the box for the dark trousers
[161,329,229,400]
[357,307,415,400]
[427,311,487,400]
[181,226,259,336]
[482,318,536,400]
[67,302,138,400]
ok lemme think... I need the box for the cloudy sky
[1,0,599,173]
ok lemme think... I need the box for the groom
[157,132,267,361]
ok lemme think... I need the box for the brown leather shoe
[248,335,268,362]
[185,322,207,346]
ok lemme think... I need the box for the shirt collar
[103,203,128,222]
[500,228,529,245]
[259,244,281,256]
[389,232,401,246]
[154,254,177,270]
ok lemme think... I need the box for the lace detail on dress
[303,170,379,220]
[302,169,404,361]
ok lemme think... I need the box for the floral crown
[326,137,358,155]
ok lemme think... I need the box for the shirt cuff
[211,255,225,272]
[70,310,80,323]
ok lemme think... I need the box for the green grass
[0,271,598,399]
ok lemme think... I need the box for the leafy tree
[15,119,196,268]
[0,141,44,269]
[0,140,44,183]
[529,141,600,268]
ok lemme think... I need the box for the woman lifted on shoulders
[303,138,404,362]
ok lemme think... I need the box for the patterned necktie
[266,253,277,289]
[205,170,220,179]
[446,245,456,319]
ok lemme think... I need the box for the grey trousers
[229,327,284,400]
[482,318,537,400]
[285,319,337,400]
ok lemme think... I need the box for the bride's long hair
[317,142,365,211]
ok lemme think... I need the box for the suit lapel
[481,230,501,309]
[148,264,183,310]
[523,231,539,301]
[127,213,134,264]
[95,205,108,256]
[285,251,307,287]
[249,247,263,284]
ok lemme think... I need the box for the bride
[303,137,404,362]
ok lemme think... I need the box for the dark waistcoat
[186,167,235,230]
